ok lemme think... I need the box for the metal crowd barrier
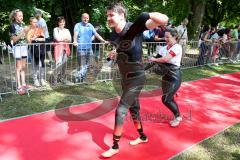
[4,42,121,96]
[143,41,240,68]
[12,42,120,85]
[184,40,239,68]
[0,44,15,101]
[0,41,239,101]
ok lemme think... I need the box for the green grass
[0,63,240,159]
[182,64,240,82]
[171,123,240,160]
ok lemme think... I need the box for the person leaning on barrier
[154,25,167,42]
[143,29,155,56]
[73,13,107,82]
[9,9,31,94]
[149,28,183,127]
[229,26,239,62]
[237,24,240,60]
[27,17,47,87]
[209,27,221,66]
[101,2,169,158]
[50,16,72,85]
[0,41,5,64]
[195,25,211,66]
[35,10,54,67]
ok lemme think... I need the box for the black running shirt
[110,12,150,62]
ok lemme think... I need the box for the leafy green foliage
[0,0,239,41]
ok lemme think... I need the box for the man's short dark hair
[106,2,127,19]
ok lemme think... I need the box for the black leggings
[115,73,145,127]
[162,67,182,117]
[30,42,45,67]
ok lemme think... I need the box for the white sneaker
[101,148,119,158]
[129,137,148,145]
[40,79,47,86]
[34,79,40,87]
[170,116,182,127]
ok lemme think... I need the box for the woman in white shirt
[52,16,72,85]
[149,28,182,127]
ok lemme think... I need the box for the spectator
[177,18,188,64]
[229,25,239,62]
[51,16,72,85]
[73,13,107,82]
[195,25,211,65]
[0,41,6,64]
[237,24,240,60]
[154,24,167,52]
[27,17,46,87]
[222,28,237,61]
[35,10,54,67]
[143,29,155,56]
[209,27,220,65]
[9,9,30,94]
[216,28,228,58]
[154,25,167,42]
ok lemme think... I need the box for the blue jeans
[77,49,93,78]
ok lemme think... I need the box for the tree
[204,0,240,28]
[0,0,239,42]
[188,0,206,40]
[0,0,34,42]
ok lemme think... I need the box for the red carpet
[0,72,240,160]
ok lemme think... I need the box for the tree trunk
[188,0,206,40]
[61,0,78,35]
